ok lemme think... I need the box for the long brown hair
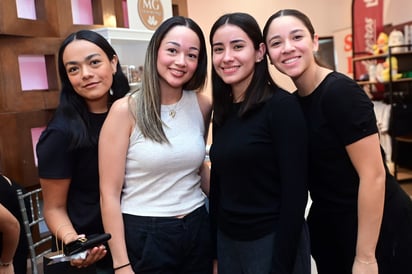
[130,16,208,143]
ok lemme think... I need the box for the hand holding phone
[63,233,111,256]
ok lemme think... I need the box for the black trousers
[123,205,213,274]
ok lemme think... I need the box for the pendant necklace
[169,108,176,118]
[162,95,182,119]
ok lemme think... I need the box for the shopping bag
[43,250,69,274]
[42,233,69,274]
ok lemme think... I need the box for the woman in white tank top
[99,16,213,274]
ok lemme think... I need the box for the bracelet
[355,257,377,265]
[0,261,12,267]
[114,262,131,271]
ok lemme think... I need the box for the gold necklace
[163,100,180,119]
[169,108,176,118]
[163,92,183,119]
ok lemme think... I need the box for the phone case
[63,233,111,256]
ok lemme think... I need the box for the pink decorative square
[16,0,37,20]
[18,55,49,91]
[71,0,93,25]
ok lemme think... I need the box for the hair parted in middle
[209,12,278,126]
[130,16,208,143]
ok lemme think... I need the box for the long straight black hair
[55,30,129,149]
[209,12,278,126]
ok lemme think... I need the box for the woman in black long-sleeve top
[209,12,310,274]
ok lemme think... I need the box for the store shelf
[94,27,153,79]
[393,77,412,83]
[94,27,153,41]
[352,53,387,62]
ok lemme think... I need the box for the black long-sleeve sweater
[209,88,308,273]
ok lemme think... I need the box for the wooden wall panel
[0,0,126,188]
[58,0,122,38]
[0,37,61,112]
[0,0,59,37]
[0,110,53,188]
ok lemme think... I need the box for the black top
[299,72,412,273]
[209,88,308,273]
[297,71,378,211]
[0,175,29,274]
[36,112,111,268]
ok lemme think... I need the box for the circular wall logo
[138,0,164,30]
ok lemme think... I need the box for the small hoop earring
[109,89,114,96]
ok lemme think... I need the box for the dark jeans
[217,223,311,274]
[123,205,213,274]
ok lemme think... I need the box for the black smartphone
[64,233,111,256]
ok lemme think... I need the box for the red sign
[352,0,384,78]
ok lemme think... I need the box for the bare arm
[99,97,134,273]
[346,133,385,273]
[196,92,212,196]
[40,177,107,267]
[0,203,19,268]
[40,177,76,243]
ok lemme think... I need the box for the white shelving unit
[94,27,153,72]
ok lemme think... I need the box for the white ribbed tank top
[121,90,206,217]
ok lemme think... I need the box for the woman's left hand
[70,244,107,268]
[0,264,14,274]
[352,258,378,274]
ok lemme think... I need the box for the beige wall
[186,0,352,92]
[186,0,412,145]
[186,0,412,92]
[384,0,412,25]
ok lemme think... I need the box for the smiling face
[63,39,117,108]
[265,15,318,80]
[156,25,200,92]
[211,24,264,96]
